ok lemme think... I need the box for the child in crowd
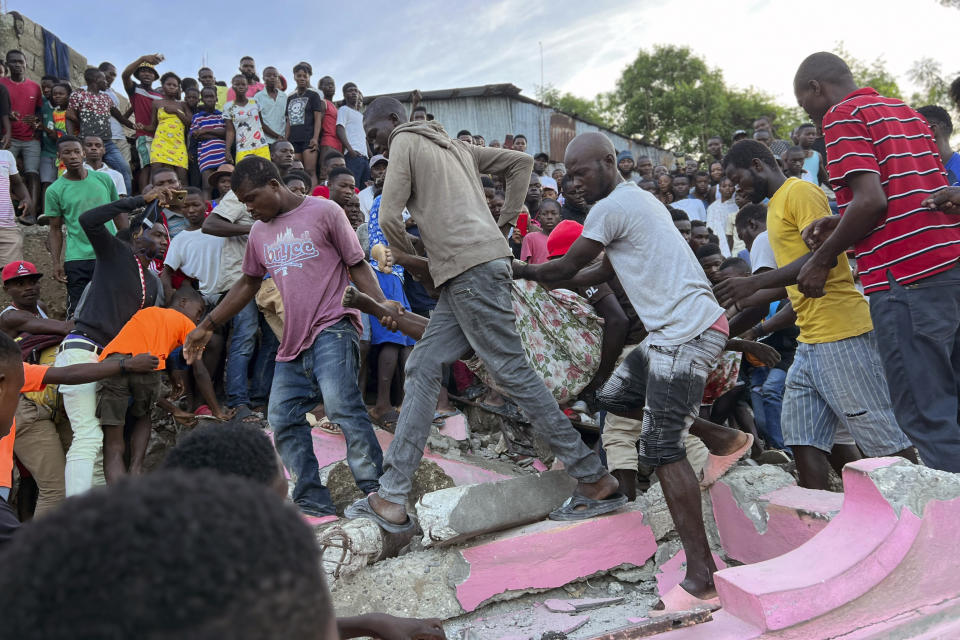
[795,122,826,185]
[671,175,707,221]
[224,74,270,163]
[670,208,691,243]
[82,135,126,197]
[95,287,211,483]
[317,75,341,181]
[520,197,561,264]
[706,176,737,256]
[285,63,324,187]
[336,82,369,185]
[784,146,815,184]
[190,87,227,199]
[0,145,32,264]
[283,170,311,196]
[656,173,674,205]
[690,220,711,252]
[254,66,287,145]
[149,72,191,185]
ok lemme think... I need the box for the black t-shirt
[74,197,161,346]
[585,276,646,346]
[560,202,587,225]
[285,90,323,143]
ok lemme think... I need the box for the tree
[908,57,952,109]
[833,43,902,99]
[535,84,613,128]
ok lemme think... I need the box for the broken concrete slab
[716,458,960,634]
[437,412,469,440]
[316,517,417,581]
[416,470,577,547]
[325,458,455,515]
[456,504,658,612]
[708,464,837,564]
[583,609,714,639]
[543,597,624,613]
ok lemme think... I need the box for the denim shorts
[781,331,911,456]
[39,155,57,183]
[9,139,40,174]
[597,328,727,466]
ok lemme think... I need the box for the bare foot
[577,473,620,501]
[342,285,361,309]
[716,430,751,456]
[678,577,718,601]
[368,491,408,525]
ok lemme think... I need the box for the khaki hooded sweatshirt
[378,120,534,286]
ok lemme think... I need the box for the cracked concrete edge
[713,465,797,535]
[867,460,960,519]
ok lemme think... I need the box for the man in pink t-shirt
[183,156,389,518]
[0,51,42,214]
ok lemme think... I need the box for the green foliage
[908,57,952,109]
[535,84,613,128]
[833,43,902,99]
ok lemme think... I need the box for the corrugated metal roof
[363,83,672,165]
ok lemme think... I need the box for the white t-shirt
[84,163,126,197]
[0,150,18,228]
[706,199,738,257]
[671,197,707,222]
[357,185,375,221]
[749,231,777,273]
[163,228,225,297]
[581,181,723,345]
[211,190,254,289]
[103,88,126,140]
[336,105,367,156]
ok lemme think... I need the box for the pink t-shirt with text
[242,196,363,361]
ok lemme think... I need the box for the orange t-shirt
[0,363,49,489]
[99,307,196,371]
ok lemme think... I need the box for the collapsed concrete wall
[0,11,87,87]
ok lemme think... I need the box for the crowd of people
[0,45,958,635]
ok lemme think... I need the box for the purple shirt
[242,196,363,361]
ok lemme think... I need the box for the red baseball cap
[2,260,42,283]
[546,220,584,258]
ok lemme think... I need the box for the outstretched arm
[514,236,605,283]
[184,274,261,364]
[42,353,159,385]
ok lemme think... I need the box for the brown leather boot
[611,468,638,502]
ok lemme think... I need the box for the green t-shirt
[40,98,56,158]
[43,170,118,262]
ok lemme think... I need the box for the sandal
[233,405,262,425]
[548,491,628,521]
[700,433,754,489]
[316,416,341,434]
[648,584,721,617]
[344,495,417,534]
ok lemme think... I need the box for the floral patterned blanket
[465,279,603,404]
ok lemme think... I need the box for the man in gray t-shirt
[515,132,753,614]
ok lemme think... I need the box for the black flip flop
[548,492,629,521]
[344,495,417,534]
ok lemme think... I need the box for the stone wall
[0,11,87,88]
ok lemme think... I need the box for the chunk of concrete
[710,465,840,564]
[416,470,577,547]
[716,458,960,633]
[455,504,658,612]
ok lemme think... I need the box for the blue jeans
[749,367,787,450]
[870,265,960,471]
[102,139,133,196]
[226,299,276,408]
[345,153,370,186]
[269,318,383,515]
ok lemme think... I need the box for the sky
[11,0,960,109]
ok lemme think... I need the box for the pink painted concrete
[761,484,843,514]
[302,514,338,527]
[437,413,468,440]
[656,550,727,596]
[455,509,657,612]
[310,426,511,486]
[715,458,925,632]
[710,480,835,564]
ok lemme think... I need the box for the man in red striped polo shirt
[793,51,960,472]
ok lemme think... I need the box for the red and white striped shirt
[824,87,959,294]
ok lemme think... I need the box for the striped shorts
[781,331,912,456]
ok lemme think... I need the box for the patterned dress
[465,280,604,404]
[150,108,188,168]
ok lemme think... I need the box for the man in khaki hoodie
[345,97,625,533]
